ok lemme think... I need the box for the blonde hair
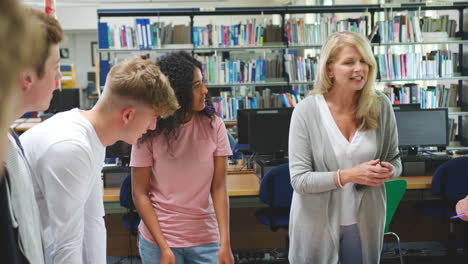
[26,7,64,77]
[311,31,380,131]
[0,3,42,132]
[103,57,179,117]
[0,2,43,171]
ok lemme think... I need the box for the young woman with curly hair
[130,51,234,264]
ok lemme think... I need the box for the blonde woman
[288,32,401,263]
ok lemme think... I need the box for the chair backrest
[431,156,468,201]
[384,178,407,233]
[227,130,237,153]
[258,163,293,208]
[120,173,136,210]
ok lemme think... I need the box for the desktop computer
[237,108,292,178]
[394,108,451,176]
[103,140,132,187]
[254,158,289,179]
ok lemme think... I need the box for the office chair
[86,81,99,106]
[119,174,140,236]
[415,156,468,260]
[255,163,293,249]
[227,130,243,160]
[383,178,407,264]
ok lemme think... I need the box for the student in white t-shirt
[20,57,179,264]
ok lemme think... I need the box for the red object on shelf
[45,0,56,17]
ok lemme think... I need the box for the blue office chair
[415,156,468,259]
[256,163,293,249]
[120,174,140,236]
[227,130,243,160]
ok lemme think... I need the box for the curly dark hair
[140,51,216,147]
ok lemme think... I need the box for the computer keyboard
[401,154,452,162]
[447,149,468,155]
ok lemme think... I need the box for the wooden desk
[404,176,432,190]
[103,173,260,202]
[13,118,41,132]
[104,174,433,202]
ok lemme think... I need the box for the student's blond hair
[0,2,42,170]
[26,7,64,77]
[311,31,380,131]
[103,57,179,117]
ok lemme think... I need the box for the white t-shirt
[317,94,377,226]
[20,108,106,264]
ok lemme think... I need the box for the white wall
[60,30,97,89]
[26,0,293,30]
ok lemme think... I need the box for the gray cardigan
[288,91,402,264]
[5,134,45,263]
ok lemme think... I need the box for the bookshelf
[96,2,468,147]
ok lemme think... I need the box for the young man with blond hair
[1,6,63,264]
[20,57,179,264]
[0,2,41,171]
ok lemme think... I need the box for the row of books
[196,50,456,85]
[376,15,423,43]
[382,83,458,109]
[284,54,318,82]
[420,15,457,37]
[448,118,457,142]
[192,19,272,48]
[291,84,314,95]
[286,17,367,46]
[196,56,283,84]
[98,20,191,49]
[98,14,459,50]
[212,89,301,120]
[99,21,139,49]
[374,50,455,80]
[375,14,458,44]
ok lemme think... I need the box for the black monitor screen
[45,88,80,114]
[394,108,448,148]
[106,140,132,166]
[248,108,293,153]
[61,89,80,112]
[46,89,61,114]
[237,109,256,145]
[106,140,132,159]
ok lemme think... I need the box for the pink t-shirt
[130,113,232,247]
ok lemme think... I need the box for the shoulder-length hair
[139,51,215,147]
[311,31,380,131]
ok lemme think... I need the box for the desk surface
[404,176,432,190]
[103,172,260,202]
[104,174,433,202]
[12,118,41,132]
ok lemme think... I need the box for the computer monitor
[46,89,61,114]
[247,108,293,154]
[237,109,256,145]
[45,88,80,114]
[394,108,448,154]
[106,140,132,166]
[392,104,420,111]
[61,88,80,112]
